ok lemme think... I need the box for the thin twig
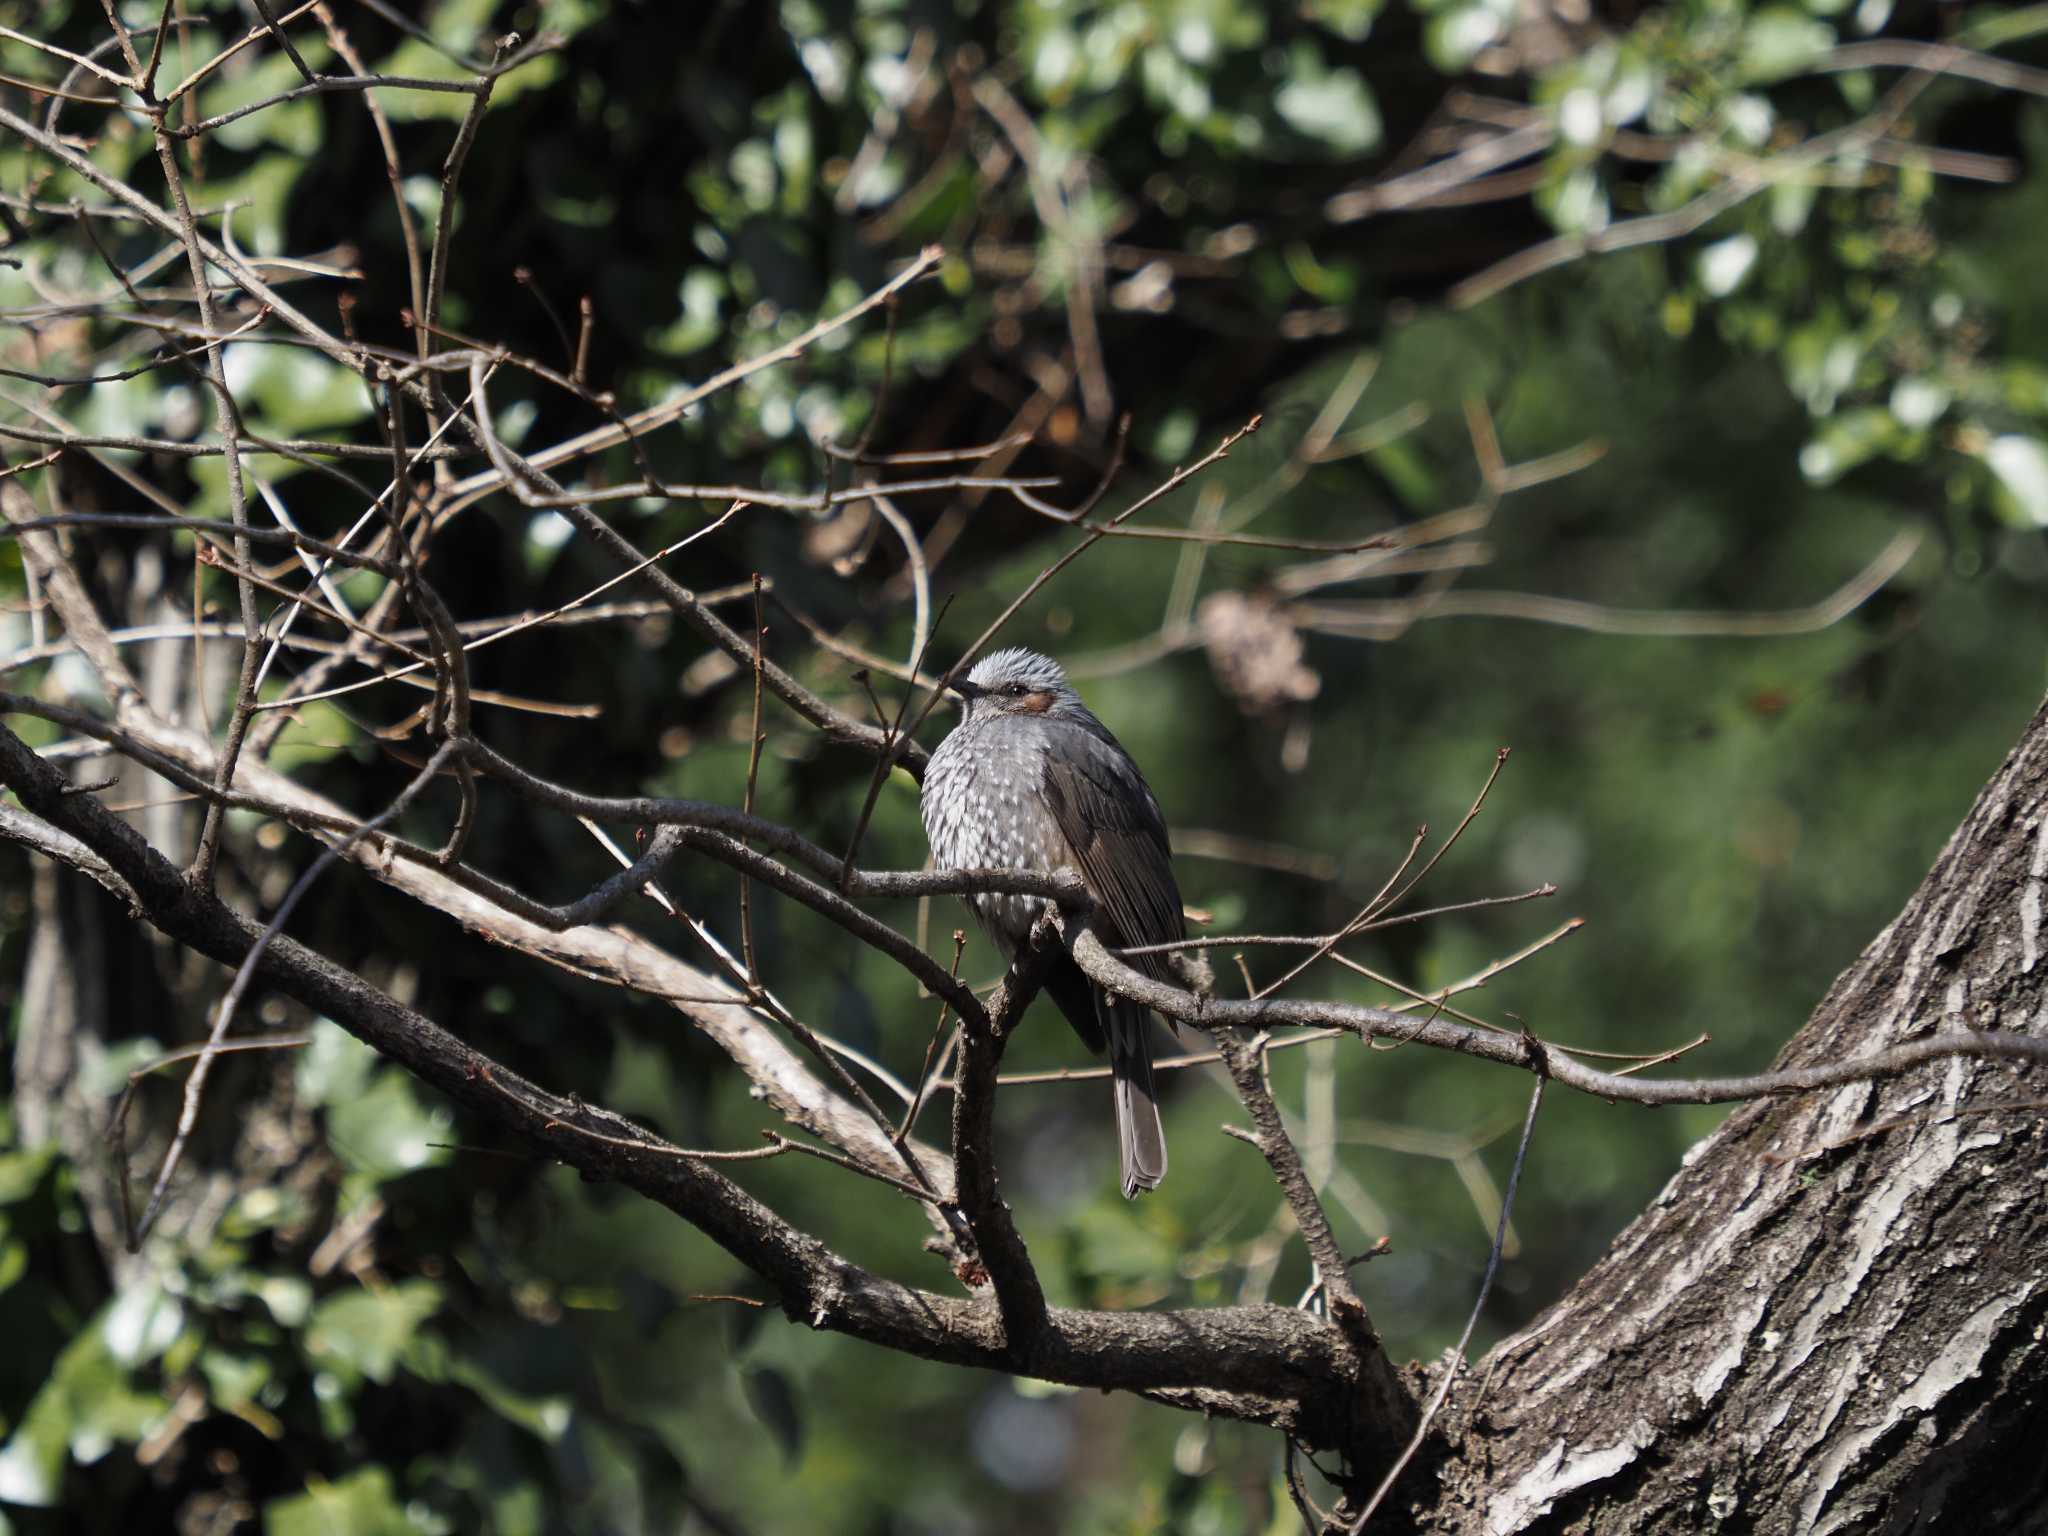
[739,575,768,982]
[897,931,967,1144]
[128,741,459,1247]
[1347,1065,1546,1529]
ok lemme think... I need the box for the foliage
[0,0,2044,1531]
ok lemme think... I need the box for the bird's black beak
[944,674,982,701]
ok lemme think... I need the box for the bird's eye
[1004,682,1026,696]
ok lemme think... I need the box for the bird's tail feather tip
[1120,1159,1167,1199]
[1112,1060,1168,1198]
[1108,999,1168,1197]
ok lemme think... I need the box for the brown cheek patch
[1017,690,1056,714]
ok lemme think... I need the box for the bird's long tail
[1105,999,1167,1198]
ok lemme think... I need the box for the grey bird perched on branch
[922,647,1200,1197]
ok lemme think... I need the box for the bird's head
[944,647,1087,725]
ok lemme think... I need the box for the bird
[921,646,1196,1198]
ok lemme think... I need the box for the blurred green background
[3,0,2046,1530]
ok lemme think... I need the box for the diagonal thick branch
[0,718,1409,1455]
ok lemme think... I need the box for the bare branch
[1059,924,2048,1106]
[0,716,1397,1451]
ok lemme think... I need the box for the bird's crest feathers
[965,646,1071,694]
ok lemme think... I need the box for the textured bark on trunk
[1412,698,2048,1533]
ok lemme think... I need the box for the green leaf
[264,1466,419,1536]
[0,1232,25,1296]
[85,1037,170,1100]
[0,1388,66,1508]
[650,268,729,357]
[1303,0,1387,42]
[1981,435,2048,526]
[223,1184,318,1240]
[303,1280,442,1386]
[1539,165,1609,234]
[487,1482,544,1536]
[1424,0,1511,69]
[1697,233,1759,296]
[263,700,360,771]
[1771,177,1818,236]
[220,345,368,436]
[1889,377,1950,431]
[0,1318,167,1505]
[67,1335,168,1458]
[327,1071,451,1181]
[0,1147,53,1204]
[1273,53,1381,156]
[102,1277,185,1369]
[295,1023,375,1109]
[297,1024,450,1180]
[256,1274,314,1329]
[1798,407,1900,484]
[1738,9,1836,83]
[445,1354,573,1445]
[741,1365,804,1464]
[199,1350,273,1413]
[197,41,334,154]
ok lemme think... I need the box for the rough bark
[1423,696,2048,1533]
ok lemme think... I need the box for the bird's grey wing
[1038,726,1184,987]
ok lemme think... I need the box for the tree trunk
[1424,697,2048,1532]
